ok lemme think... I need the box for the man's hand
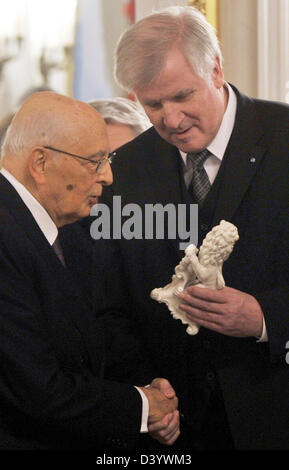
[150,377,176,399]
[140,380,178,424]
[148,410,180,446]
[139,378,180,445]
[178,285,263,338]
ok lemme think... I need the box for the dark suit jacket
[0,174,144,450]
[96,86,289,449]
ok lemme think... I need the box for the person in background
[0,91,179,450]
[89,97,151,151]
[95,6,289,450]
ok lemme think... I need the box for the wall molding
[257,0,289,102]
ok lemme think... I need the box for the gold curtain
[188,0,219,31]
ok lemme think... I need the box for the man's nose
[162,103,184,129]
[97,160,113,186]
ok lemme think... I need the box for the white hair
[1,93,95,159]
[88,97,151,136]
[1,111,53,158]
[115,6,222,91]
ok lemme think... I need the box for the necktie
[52,236,66,267]
[187,149,211,205]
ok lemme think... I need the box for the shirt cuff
[257,315,268,342]
[134,386,149,433]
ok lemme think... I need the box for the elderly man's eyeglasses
[44,146,113,173]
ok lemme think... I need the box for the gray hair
[1,111,51,159]
[0,113,15,157]
[88,97,151,136]
[1,92,95,160]
[114,6,222,91]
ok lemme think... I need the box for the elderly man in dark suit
[95,6,289,450]
[0,91,180,450]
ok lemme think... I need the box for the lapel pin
[249,157,256,163]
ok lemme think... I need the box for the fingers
[178,286,264,337]
[163,424,181,445]
[150,378,176,399]
[178,293,223,315]
[179,301,221,323]
[180,307,222,332]
[149,410,180,446]
[148,412,173,432]
[184,285,227,303]
[141,384,178,423]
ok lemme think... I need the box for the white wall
[219,0,258,98]
[220,0,289,102]
[257,0,289,102]
[135,0,187,20]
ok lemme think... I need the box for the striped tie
[187,149,211,205]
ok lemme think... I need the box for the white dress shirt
[0,167,58,245]
[181,82,237,185]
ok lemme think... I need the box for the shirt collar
[207,83,237,160]
[180,82,237,164]
[0,167,58,246]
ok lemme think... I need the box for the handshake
[140,378,180,446]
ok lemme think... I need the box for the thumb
[151,378,176,399]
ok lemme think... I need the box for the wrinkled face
[42,130,112,226]
[135,48,227,153]
[106,122,136,151]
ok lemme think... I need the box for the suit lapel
[144,136,184,206]
[0,174,63,267]
[212,87,267,225]
[0,175,101,368]
[59,224,92,301]
[144,137,187,257]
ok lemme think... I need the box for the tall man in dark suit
[96,6,289,449]
[0,91,180,450]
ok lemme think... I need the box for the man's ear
[212,56,224,88]
[28,147,47,184]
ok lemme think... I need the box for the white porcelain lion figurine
[150,220,239,335]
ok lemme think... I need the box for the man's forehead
[63,135,109,160]
[136,85,195,105]
[73,127,109,153]
[90,149,108,159]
